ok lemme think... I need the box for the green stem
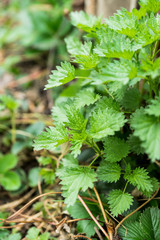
[152,40,159,60]
[11,110,16,144]
[89,155,99,168]
[123,181,129,193]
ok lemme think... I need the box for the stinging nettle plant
[34,0,160,239]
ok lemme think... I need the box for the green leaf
[61,154,78,168]
[139,0,160,13]
[70,129,88,157]
[0,171,21,191]
[145,97,160,117]
[45,62,75,89]
[33,125,69,151]
[119,88,140,111]
[118,221,145,240]
[105,8,138,38]
[140,177,159,197]
[68,202,103,237]
[130,108,160,161]
[40,168,55,185]
[70,11,101,32]
[99,59,138,85]
[124,167,153,192]
[75,89,100,108]
[88,101,126,139]
[37,156,52,166]
[39,232,50,240]
[28,167,40,187]
[127,135,145,155]
[65,38,100,69]
[94,30,140,59]
[7,233,21,240]
[0,154,18,173]
[107,189,133,217]
[119,207,160,240]
[26,227,40,240]
[56,166,97,206]
[97,162,121,183]
[0,95,19,112]
[104,137,130,162]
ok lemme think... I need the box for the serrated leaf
[68,202,103,237]
[118,221,145,240]
[26,227,40,240]
[70,129,88,157]
[33,125,69,151]
[97,162,121,183]
[56,166,97,206]
[45,62,75,89]
[89,108,125,139]
[63,100,86,131]
[124,167,153,192]
[40,168,55,185]
[75,89,100,109]
[140,0,160,13]
[140,57,160,79]
[70,11,101,32]
[61,154,78,168]
[119,207,160,240]
[94,31,140,59]
[104,137,129,162]
[107,189,133,217]
[127,135,145,155]
[98,59,138,85]
[105,8,138,38]
[145,96,160,117]
[37,156,52,166]
[7,233,21,240]
[130,108,160,161]
[119,88,140,111]
[66,39,100,69]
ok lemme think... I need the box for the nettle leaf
[70,11,101,32]
[130,108,160,161]
[105,8,138,38]
[75,89,100,109]
[70,128,88,157]
[64,100,86,131]
[33,125,69,151]
[119,88,141,111]
[0,154,18,173]
[140,57,160,79]
[97,162,121,183]
[66,39,100,69]
[124,167,153,192]
[119,207,160,240]
[145,97,160,117]
[127,135,145,155]
[89,108,125,139]
[104,137,130,162]
[62,154,79,168]
[88,97,126,139]
[51,104,68,125]
[56,166,97,206]
[68,202,103,237]
[40,169,55,185]
[94,31,140,59]
[118,221,146,240]
[107,189,133,217]
[140,177,159,197]
[139,0,160,13]
[135,14,160,46]
[99,59,138,85]
[45,62,75,89]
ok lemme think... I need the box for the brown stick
[7,191,62,221]
[73,235,92,240]
[78,195,110,240]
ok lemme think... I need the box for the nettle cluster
[34,0,160,238]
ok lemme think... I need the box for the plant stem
[11,110,16,144]
[123,181,128,193]
[89,155,99,167]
